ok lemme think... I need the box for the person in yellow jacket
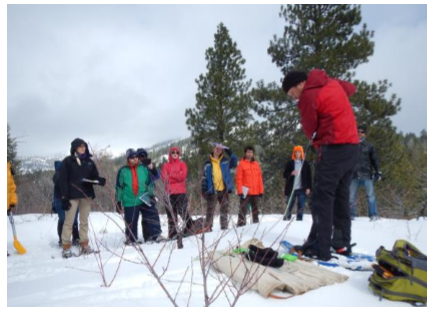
[7,162,18,214]
[7,162,18,256]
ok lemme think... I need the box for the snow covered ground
[7,213,427,307]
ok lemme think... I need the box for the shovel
[8,210,27,255]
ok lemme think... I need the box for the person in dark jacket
[52,161,79,246]
[137,148,162,242]
[116,149,165,245]
[282,69,359,260]
[283,146,312,221]
[202,143,238,231]
[350,125,381,221]
[59,138,106,258]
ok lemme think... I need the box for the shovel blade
[13,237,27,255]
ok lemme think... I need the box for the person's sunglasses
[171,152,179,155]
[129,156,138,159]
[358,131,365,134]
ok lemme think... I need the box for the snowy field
[7,213,427,307]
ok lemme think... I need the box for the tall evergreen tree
[7,123,20,172]
[185,23,253,156]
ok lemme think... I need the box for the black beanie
[282,71,308,93]
[358,125,367,133]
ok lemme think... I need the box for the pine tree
[185,23,253,156]
[7,123,20,173]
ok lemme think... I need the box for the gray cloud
[7,4,426,157]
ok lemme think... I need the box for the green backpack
[369,240,427,305]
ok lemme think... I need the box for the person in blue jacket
[202,143,237,230]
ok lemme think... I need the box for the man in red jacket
[161,147,193,239]
[282,69,359,261]
[235,146,264,227]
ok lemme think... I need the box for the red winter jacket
[161,147,188,195]
[236,158,264,196]
[298,69,359,147]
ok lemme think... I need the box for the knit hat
[282,71,308,93]
[136,148,148,158]
[292,145,305,160]
[126,148,137,159]
[358,125,367,133]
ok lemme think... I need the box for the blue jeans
[284,189,306,221]
[349,178,378,217]
[54,199,79,242]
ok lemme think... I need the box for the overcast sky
[7,4,427,157]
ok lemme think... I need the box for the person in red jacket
[282,69,359,261]
[235,146,264,227]
[161,147,192,239]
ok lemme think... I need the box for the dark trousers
[205,191,230,230]
[54,199,79,243]
[284,189,307,221]
[306,144,359,260]
[165,194,193,239]
[237,195,259,227]
[140,203,162,242]
[124,206,141,243]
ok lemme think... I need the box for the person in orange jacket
[7,162,18,256]
[235,146,264,227]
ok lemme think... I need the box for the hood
[54,160,62,172]
[168,147,181,163]
[70,138,92,157]
[303,69,356,97]
[303,69,330,92]
[292,145,305,160]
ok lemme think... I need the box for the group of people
[8,68,381,263]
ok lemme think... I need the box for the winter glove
[116,202,123,214]
[374,171,382,182]
[62,200,71,211]
[98,177,106,186]
[239,195,245,203]
[224,148,233,156]
[258,194,263,198]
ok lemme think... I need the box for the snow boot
[80,241,93,255]
[62,243,73,259]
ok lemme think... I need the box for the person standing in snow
[136,148,162,242]
[116,149,165,245]
[235,146,264,227]
[350,125,381,221]
[7,162,18,257]
[52,161,80,247]
[161,147,193,239]
[282,69,359,260]
[202,143,238,231]
[59,138,106,258]
[283,145,312,221]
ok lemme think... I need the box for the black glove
[116,202,123,214]
[374,171,382,182]
[239,195,246,203]
[98,177,106,186]
[62,200,71,211]
[258,194,263,198]
[225,148,233,156]
[142,158,152,166]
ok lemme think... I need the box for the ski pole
[283,132,317,220]
[8,210,27,255]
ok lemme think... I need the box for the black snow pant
[305,144,359,261]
